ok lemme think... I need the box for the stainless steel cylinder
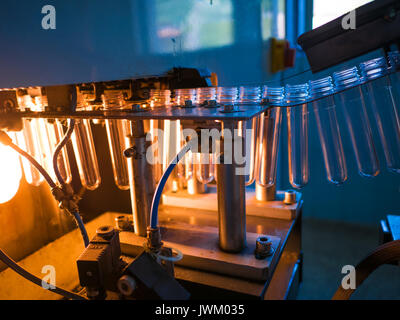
[255,182,276,201]
[216,121,246,252]
[125,120,155,236]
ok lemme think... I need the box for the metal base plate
[119,220,281,281]
[162,188,301,220]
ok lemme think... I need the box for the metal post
[125,120,155,236]
[216,121,246,252]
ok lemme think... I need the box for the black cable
[53,119,76,186]
[0,248,87,300]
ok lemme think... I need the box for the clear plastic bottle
[102,91,130,190]
[217,87,238,105]
[196,152,215,184]
[285,84,310,189]
[333,67,380,177]
[309,77,347,185]
[16,119,44,186]
[256,87,283,187]
[14,94,44,185]
[149,89,171,108]
[174,88,196,106]
[71,119,101,190]
[360,57,400,174]
[196,87,216,106]
[238,86,262,185]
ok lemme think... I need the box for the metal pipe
[216,121,246,252]
[125,120,155,236]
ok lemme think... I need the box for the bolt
[96,226,115,239]
[115,215,132,231]
[117,275,137,296]
[124,146,137,158]
[283,190,297,205]
[254,236,273,259]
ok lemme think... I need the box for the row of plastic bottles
[285,52,400,188]
[12,51,400,192]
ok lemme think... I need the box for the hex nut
[254,236,273,259]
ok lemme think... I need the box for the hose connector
[51,184,80,213]
[146,226,163,252]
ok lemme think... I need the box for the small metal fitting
[117,275,137,296]
[123,146,139,159]
[220,104,237,113]
[254,236,273,259]
[202,99,218,108]
[284,190,297,205]
[115,215,132,231]
[96,226,115,239]
[146,226,163,252]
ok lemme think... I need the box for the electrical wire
[53,119,75,186]
[0,248,87,300]
[150,138,197,229]
[1,130,89,247]
[71,210,89,247]
[0,130,89,299]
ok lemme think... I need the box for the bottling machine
[0,0,399,300]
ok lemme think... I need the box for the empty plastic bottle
[309,77,347,185]
[333,67,380,177]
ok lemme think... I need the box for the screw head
[96,226,115,238]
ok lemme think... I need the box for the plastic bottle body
[238,86,262,185]
[16,119,44,186]
[105,119,130,189]
[333,67,379,177]
[196,87,216,105]
[285,84,309,189]
[71,119,101,190]
[256,107,282,187]
[309,77,347,185]
[360,57,400,174]
[102,91,130,190]
[256,86,284,187]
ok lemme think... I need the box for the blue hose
[150,139,196,229]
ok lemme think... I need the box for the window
[261,0,285,40]
[313,0,374,29]
[152,0,233,53]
